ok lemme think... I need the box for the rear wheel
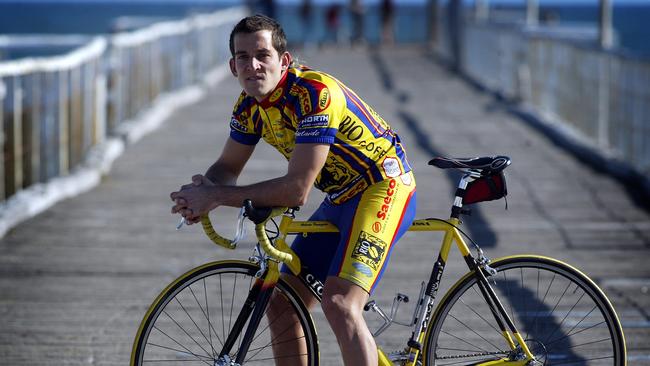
[423,256,626,365]
[131,261,319,365]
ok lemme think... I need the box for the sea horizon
[0,0,648,60]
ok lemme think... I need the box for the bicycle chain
[436,351,507,360]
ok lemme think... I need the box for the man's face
[230,30,291,101]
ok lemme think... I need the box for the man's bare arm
[171,143,329,222]
[214,143,329,207]
[205,137,255,185]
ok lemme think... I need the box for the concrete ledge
[507,105,650,211]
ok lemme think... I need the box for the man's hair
[229,15,288,57]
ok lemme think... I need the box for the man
[170,15,416,366]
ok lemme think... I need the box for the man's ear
[281,52,293,70]
[229,58,237,76]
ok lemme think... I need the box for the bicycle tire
[131,260,319,366]
[422,255,626,366]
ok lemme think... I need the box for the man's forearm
[213,175,310,208]
[205,162,238,186]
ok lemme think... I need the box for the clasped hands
[170,174,218,225]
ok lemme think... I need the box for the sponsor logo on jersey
[382,157,401,178]
[269,87,283,103]
[352,231,387,270]
[318,88,331,110]
[377,179,397,220]
[326,174,367,204]
[359,140,389,159]
[372,222,382,233]
[400,172,413,186]
[352,262,373,278]
[298,114,330,129]
[290,84,313,115]
[230,117,248,132]
[339,116,364,141]
[295,130,323,138]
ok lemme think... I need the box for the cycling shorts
[283,171,416,294]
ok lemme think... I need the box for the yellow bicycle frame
[201,213,535,366]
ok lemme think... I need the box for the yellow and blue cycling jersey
[229,65,417,293]
[229,65,412,204]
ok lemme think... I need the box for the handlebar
[198,200,295,266]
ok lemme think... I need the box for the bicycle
[131,155,626,366]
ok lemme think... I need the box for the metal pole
[526,0,538,27]
[599,0,613,49]
[428,0,439,45]
[12,75,23,193]
[0,78,5,199]
[475,0,488,22]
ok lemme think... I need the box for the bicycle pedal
[396,293,409,303]
[364,300,377,312]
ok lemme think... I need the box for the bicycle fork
[216,264,280,366]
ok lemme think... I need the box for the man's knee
[321,292,356,320]
[321,277,367,323]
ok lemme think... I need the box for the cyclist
[170,14,417,366]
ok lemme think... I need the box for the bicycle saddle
[428,156,511,174]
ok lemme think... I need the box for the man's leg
[321,276,377,366]
[266,274,319,366]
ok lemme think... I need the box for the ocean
[0,0,648,60]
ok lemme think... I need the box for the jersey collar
[258,68,290,108]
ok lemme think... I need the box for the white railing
[0,7,246,202]
[436,15,650,178]
[0,38,107,198]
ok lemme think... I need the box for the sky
[0,0,649,3]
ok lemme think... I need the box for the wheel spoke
[150,325,212,366]
[132,264,317,365]
[201,278,216,358]
[543,288,586,344]
[426,258,623,366]
[145,342,214,361]
[459,295,503,336]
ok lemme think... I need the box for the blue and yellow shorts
[284,172,416,294]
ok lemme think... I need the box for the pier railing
[436,17,650,179]
[0,7,245,202]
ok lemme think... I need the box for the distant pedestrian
[447,0,462,72]
[350,0,365,45]
[325,4,342,45]
[300,0,314,47]
[380,0,394,44]
[259,0,275,19]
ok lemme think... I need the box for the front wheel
[422,255,626,365]
[131,261,319,365]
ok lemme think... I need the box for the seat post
[450,170,480,219]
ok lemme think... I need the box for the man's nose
[247,57,262,71]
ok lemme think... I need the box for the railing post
[83,61,93,153]
[26,72,41,187]
[70,66,82,168]
[526,0,538,27]
[474,0,488,22]
[599,0,613,49]
[11,75,23,194]
[0,78,5,199]
[597,53,610,150]
[59,69,69,175]
[94,58,107,146]
[43,71,57,181]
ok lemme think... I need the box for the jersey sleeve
[228,92,261,145]
[292,76,343,145]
